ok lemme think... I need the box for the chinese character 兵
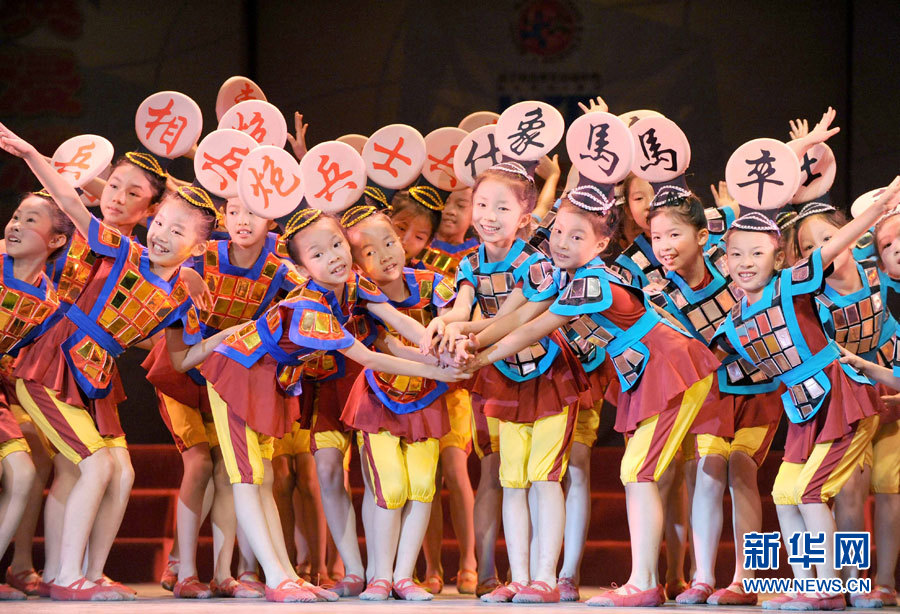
[787,532,827,570]
[579,123,619,176]
[507,107,545,156]
[200,146,250,191]
[834,532,870,570]
[144,98,188,157]
[53,142,95,180]
[638,128,677,173]
[737,149,784,204]
[743,531,781,570]
[314,155,357,202]
[372,137,412,178]
[248,156,301,209]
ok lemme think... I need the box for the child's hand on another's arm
[421,316,445,354]
[181,267,212,312]
[838,345,868,371]
[286,112,309,162]
[429,364,471,383]
[882,392,900,407]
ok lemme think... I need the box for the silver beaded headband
[796,201,836,222]
[567,185,616,214]
[487,161,534,183]
[732,211,781,236]
[649,184,692,209]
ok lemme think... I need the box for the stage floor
[9,585,789,612]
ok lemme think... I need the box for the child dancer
[458,183,719,607]
[199,207,467,602]
[425,162,588,604]
[0,192,73,599]
[0,122,226,600]
[143,196,300,598]
[400,186,479,594]
[647,192,783,605]
[341,204,458,600]
[713,175,900,611]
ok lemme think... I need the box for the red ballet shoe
[708,582,758,606]
[665,578,690,600]
[780,592,846,611]
[393,577,433,601]
[475,576,501,597]
[420,572,443,594]
[159,558,178,591]
[236,571,266,594]
[36,578,52,598]
[676,581,715,604]
[210,576,263,598]
[512,580,561,603]
[50,577,123,601]
[558,576,580,602]
[332,573,365,597]
[851,586,898,608]
[480,581,527,603]
[303,580,339,602]
[0,584,26,600]
[264,579,317,603]
[586,583,666,607]
[5,567,42,596]
[359,579,393,601]
[173,576,212,599]
[762,593,795,610]
[95,575,136,600]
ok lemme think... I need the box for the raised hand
[286,112,309,162]
[578,96,609,115]
[536,153,560,182]
[788,118,809,140]
[709,180,738,212]
[0,122,38,159]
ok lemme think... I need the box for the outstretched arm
[786,107,840,160]
[468,309,571,370]
[0,122,92,236]
[166,324,242,372]
[473,298,553,350]
[366,301,427,346]
[820,176,900,267]
[341,339,468,383]
[840,347,900,391]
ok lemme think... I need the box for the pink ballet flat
[586,583,666,607]
[359,578,392,601]
[480,581,527,603]
[393,577,433,601]
[676,581,715,604]
[332,573,365,597]
[708,582,758,606]
[512,580,561,603]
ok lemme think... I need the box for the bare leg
[232,480,291,588]
[833,465,870,581]
[295,452,328,580]
[559,442,590,581]
[211,448,238,583]
[440,447,476,575]
[369,506,401,582]
[532,481,565,586]
[797,502,839,582]
[55,449,114,588]
[9,423,51,575]
[394,501,432,581]
[729,451,762,587]
[84,446,134,581]
[689,454,727,587]
[271,454,297,569]
[528,485,539,580]
[619,481,664,591]
[0,451,36,554]
[422,461,444,581]
[661,459,690,588]
[315,447,364,580]
[776,504,814,580]
[873,493,900,589]
[474,452,502,583]
[172,444,213,582]
[41,455,79,582]
[502,487,530,584]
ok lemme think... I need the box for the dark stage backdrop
[0,0,897,443]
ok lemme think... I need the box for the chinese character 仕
[834,532,870,570]
[743,531,781,571]
[314,155,357,202]
[579,123,620,176]
[507,107,546,156]
[53,142,95,180]
[372,137,412,179]
[787,532,827,570]
[144,98,188,157]
[200,146,250,191]
[427,146,458,188]
[464,133,500,177]
[248,155,301,210]
[799,151,822,188]
[234,111,267,144]
[737,149,784,204]
[638,128,677,173]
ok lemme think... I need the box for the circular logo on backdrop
[513,0,581,60]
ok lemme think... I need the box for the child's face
[626,177,654,232]
[348,215,405,286]
[291,218,352,289]
[472,178,530,245]
[391,208,432,262]
[4,197,66,261]
[146,198,207,268]
[437,188,473,242]
[101,163,157,230]
[726,230,783,297]
[876,215,900,278]
[650,211,708,275]
[224,198,269,249]
[797,216,852,274]
[549,207,607,271]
